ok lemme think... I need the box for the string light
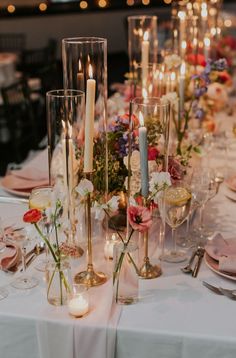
[98,0,107,8]
[80,1,88,9]
[39,3,47,12]
[142,0,150,5]
[7,4,15,13]
[224,19,232,28]
[127,0,134,6]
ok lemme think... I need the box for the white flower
[149,171,171,193]
[93,201,105,221]
[129,197,137,206]
[164,54,181,70]
[124,150,140,172]
[75,179,94,197]
[106,196,120,212]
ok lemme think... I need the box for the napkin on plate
[0,241,21,270]
[205,233,236,273]
[226,175,236,191]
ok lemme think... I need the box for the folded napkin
[1,174,49,191]
[205,233,236,274]
[226,175,236,191]
[219,255,236,274]
[205,234,236,261]
[0,241,21,270]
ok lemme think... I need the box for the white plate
[205,253,236,281]
[0,187,30,198]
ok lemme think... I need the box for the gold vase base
[139,261,162,279]
[74,269,107,287]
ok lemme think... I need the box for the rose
[124,150,140,172]
[23,209,42,224]
[168,157,185,182]
[128,205,152,232]
[148,147,159,160]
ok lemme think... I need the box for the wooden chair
[1,80,38,163]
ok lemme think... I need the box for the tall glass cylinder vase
[62,37,108,287]
[128,97,170,278]
[47,89,85,257]
[128,16,158,98]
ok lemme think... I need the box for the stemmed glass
[11,226,39,290]
[161,182,192,263]
[192,167,217,244]
[29,186,54,271]
[0,218,9,300]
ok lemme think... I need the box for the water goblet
[9,224,39,290]
[161,183,192,263]
[29,186,54,271]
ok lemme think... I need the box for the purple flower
[211,58,228,71]
[195,108,205,120]
[194,86,207,98]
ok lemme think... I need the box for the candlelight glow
[68,122,73,139]
[181,41,187,50]
[88,64,93,79]
[139,111,144,127]
[180,62,186,76]
[142,88,148,99]
[78,59,82,72]
[204,37,211,48]
[171,72,176,81]
[178,11,186,21]
[143,31,149,41]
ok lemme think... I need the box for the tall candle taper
[138,111,149,198]
[141,31,149,91]
[179,61,186,114]
[84,64,95,173]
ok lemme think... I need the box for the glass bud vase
[113,241,139,305]
[45,260,72,306]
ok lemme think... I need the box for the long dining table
[0,108,236,358]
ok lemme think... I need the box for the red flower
[168,156,185,182]
[128,205,152,232]
[148,146,159,160]
[23,209,42,224]
[187,53,206,67]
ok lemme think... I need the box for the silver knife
[192,248,205,277]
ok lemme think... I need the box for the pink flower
[128,205,152,232]
[168,157,185,182]
[148,146,159,160]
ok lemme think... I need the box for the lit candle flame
[68,122,73,139]
[139,111,144,127]
[142,87,148,99]
[204,37,211,47]
[143,31,149,41]
[88,64,93,79]
[78,59,82,72]
[171,72,176,81]
[180,62,186,76]
[178,11,186,20]
[181,40,187,50]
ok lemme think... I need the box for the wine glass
[192,167,217,244]
[161,183,192,263]
[0,218,9,300]
[11,226,39,290]
[29,186,54,271]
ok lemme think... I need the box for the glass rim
[131,97,170,108]
[62,37,107,44]
[46,89,85,98]
[127,15,158,21]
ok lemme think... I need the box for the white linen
[1,111,236,358]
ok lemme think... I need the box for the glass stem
[172,228,176,255]
[199,204,205,231]
[22,247,27,275]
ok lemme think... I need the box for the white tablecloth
[1,111,236,358]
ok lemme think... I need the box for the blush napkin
[205,233,236,273]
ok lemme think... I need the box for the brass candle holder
[74,172,107,287]
[139,230,162,279]
[139,198,161,279]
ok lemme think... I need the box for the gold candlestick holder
[74,172,107,287]
[139,230,162,279]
